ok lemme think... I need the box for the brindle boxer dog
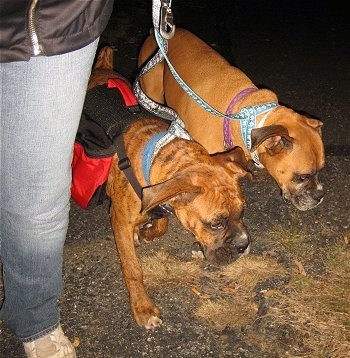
[88,47,253,328]
[138,28,325,211]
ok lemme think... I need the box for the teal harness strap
[142,121,192,185]
[142,131,168,185]
[231,102,279,152]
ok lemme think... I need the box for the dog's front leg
[109,203,162,329]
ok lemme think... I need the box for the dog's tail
[94,46,114,70]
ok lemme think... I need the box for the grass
[141,251,202,288]
[141,230,350,357]
[266,242,350,357]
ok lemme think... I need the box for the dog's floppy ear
[211,146,254,179]
[251,125,293,155]
[141,176,201,214]
[303,116,323,136]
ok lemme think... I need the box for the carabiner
[160,0,175,39]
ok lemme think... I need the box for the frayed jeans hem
[20,322,60,343]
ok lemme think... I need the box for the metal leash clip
[160,0,175,39]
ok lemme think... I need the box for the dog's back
[137,28,325,211]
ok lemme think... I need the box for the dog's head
[251,107,325,211]
[141,147,252,265]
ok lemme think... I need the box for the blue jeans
[0,39,98,342]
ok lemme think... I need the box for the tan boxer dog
[88,47,252,328]
[138,28,325,211]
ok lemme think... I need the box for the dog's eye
[210,219,227,231]
[297,174,312,183]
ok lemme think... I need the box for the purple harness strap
[223,87,257,149]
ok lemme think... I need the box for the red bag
[71,78,142,209]
[71,142,113,209]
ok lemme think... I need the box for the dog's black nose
[232,231,250,253]
[313,188,325,201]
[236,242,249,253]
[225,231,250,253]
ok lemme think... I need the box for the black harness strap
[114,133,143,199]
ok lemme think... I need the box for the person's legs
[0,39,98,342]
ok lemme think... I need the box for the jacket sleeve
[0,0,114,63]
[0,1,31,62]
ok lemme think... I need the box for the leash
[133,0,193,184]
[135,0,279,166]
[135,0,226,120]
[133,0,180,123]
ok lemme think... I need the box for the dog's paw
[133,232,141,246]
[145,316,162,329]
[140,217,169,242]
[133,302,162,329]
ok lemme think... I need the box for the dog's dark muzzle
[283,181,325,211]
[194,229,251,265]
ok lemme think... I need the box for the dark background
[107,0,349,155]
